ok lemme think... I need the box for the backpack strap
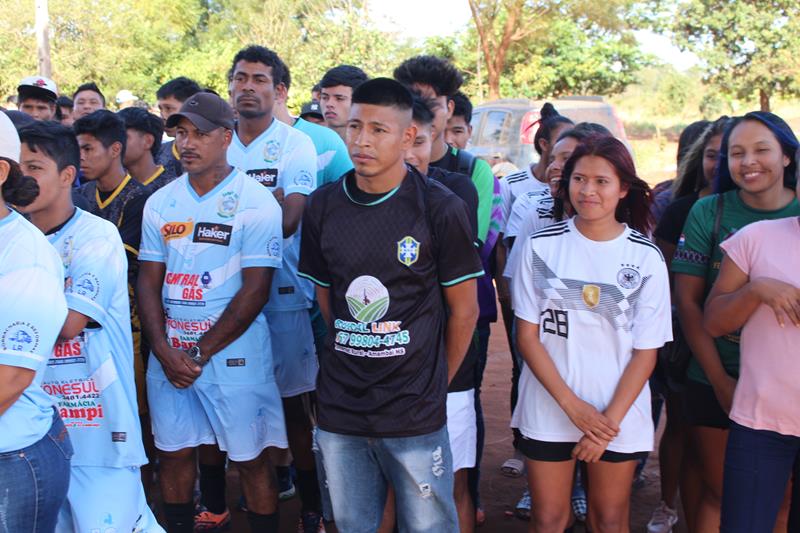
[454,147,477,177]
[711,192,725,251]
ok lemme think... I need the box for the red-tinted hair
[556,135,654,234]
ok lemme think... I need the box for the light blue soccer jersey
[139,170,283,384]
[294,118,353,187]
[0,210,67,453]
[42,208,146,467]
[228,119,317,312]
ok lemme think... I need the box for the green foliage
[0,0,412,111]
[671,0,800,110]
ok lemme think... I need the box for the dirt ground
[220,318,684,533]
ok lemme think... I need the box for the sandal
[514,489,531,521]
[501,457,524,477]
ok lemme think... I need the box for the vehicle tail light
[520,111,540,145]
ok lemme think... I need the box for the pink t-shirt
[721,216,800,437]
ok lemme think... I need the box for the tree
[466,0,647,100]
[672,0,800,112]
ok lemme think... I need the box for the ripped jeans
[316,425,458,533]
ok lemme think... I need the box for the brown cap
[166,92,235,132]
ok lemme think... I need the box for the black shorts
[683,379,730,429]
[518,436,649,463]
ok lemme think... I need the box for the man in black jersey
[118,107,177,191]
[73,109,153,497]
[298,78,482,533]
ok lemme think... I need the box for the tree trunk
[488,70,500,99]
[35,0,51,78]
[759,88,770,112]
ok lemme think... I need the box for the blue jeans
[0,410,72,533]
[721,421,800,533]
[316,426,458,533]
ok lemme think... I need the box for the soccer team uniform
[157,139,183,181]
[140,170,288,460]
[504,190,557,280]
[498,166,548,224]
[293,117,353,187]
[41,209,161,533]
[141,163,180,192]
[298,167,483,530]
[0,210,67,453]
[511,219,672,459]
[227,119,319,398]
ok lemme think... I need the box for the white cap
[0,112,21,163]
[115,89,138,104]
[17,76,58,102]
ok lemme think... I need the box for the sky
[367,0,699,71]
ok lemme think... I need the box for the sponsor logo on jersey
[345,276,390,323]
[73,273,100,300]
[217,191,238,219]
[397,236,420,267]
[161,221,194,241]
[60,236,74,269]
[201,271,212,288]
[247,168,278,188]
[582,284,600,308]
[617,267,641,289]
[226,358,246,367]
[193,223,233,246]
[50,333,87,365]
[264,139,281,163]
[1,321,40,352]
[293,170,314,189]
[678,233,686,247]
[268,236,281,258]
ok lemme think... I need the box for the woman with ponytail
[0,112,72,532]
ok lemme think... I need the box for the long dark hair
[716,111,798,193]
[1,157,39,206]
[672,116,730,199]
[557,135,654,234]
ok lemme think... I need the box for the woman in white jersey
[0,112,71,532]
[511,135,672,532]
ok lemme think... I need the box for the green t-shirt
[671,189,800,384]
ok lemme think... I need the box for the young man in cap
[17,76,58,121]
[319,64,368,141]
[226,45,324,533]
[138,92,286,533]
[156,77,203,178]
[72,82,106,121]
[19,120,163,533]
[118,106,177,190]
[299,77,482,533]
[299,101,324,125]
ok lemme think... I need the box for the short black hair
[156,77,202,102]
[73,109,126,159]
[410,92,434,126]
[18,121,80,172]
[557,122,613,143]
[230,45,287,88]
[393,55,463,97]
[56,95,73,109]
[320,65,368,90]
[450,91,473,123]
[312,83,321,93]
[352,78,413,111]
[72,82,106,105]
[117,107,163,158]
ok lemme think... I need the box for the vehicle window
[469,111,482,145]
[479,111,511,145]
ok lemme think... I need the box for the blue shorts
[56,465,163,533]
[147,377,288,461]
[265,309,318,398]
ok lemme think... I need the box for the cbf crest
[397,236,420,267]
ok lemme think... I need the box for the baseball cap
[0,112,21,163]
[166,92,235,132]
[115,89,138,104]
[17,76,58,103]
[300,101,323,121]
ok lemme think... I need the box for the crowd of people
[0,43,798,533]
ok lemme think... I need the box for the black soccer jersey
[299,166,483,437]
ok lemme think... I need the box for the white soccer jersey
[504,192,557,281]
[510,218,671,453]
[498,166,548,225]
[227,119,317,311]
